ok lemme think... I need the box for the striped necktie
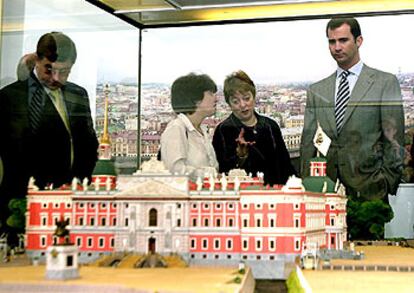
[335,70,351,133]
[29,86,44,134]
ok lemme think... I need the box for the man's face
[35,57,72,90]
[328,23,362,70]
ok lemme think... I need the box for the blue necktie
[335,70,351,133]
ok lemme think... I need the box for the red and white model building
[25,154,347,278]
[25,89,347,278]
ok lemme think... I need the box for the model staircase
[163,254,187,268]
[117,254,144,268]
[89,254,124,267]
[136,253,167,268]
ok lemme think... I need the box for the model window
[66,203,71,208]
[42,203,48,208]
[192,203,197,209]
[125,218,129,226]
[87,237,93,248]
[243,218,248,227]
[242,239,248,250]
[204,218,209,227]
[54,203,59,208]
[256,239,262,250]
[202,239,208,249]
[149,208,157,226]
[101,203,106,209]
[79,203,84,208]
[42,217,47,226]
[177,219,181,227]
[216,218,221,227]
[177,203,181,208]
[270,218,275,227]
[295,239,300,251]
[99,238,105,248]
[256,218,262,227]
[269,239,276,251]
[216,203,221,209]
[228,218,234,227]
[214,239,220,249]
[228,203,234,209]
[226,239,232,250]
[101,218,106,226]
[40,235,47,247]
[204,203,209,209]
[190,239,196,249]
[110,238,115,248]
[76,237,82,247]
[192,218,197,227]
[79,217,84,226]
[112,218,117,226]
[294,218,300,228]
[243,204,248,209]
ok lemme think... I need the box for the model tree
[347,199,394,240]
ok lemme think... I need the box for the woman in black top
[212,70,295,186]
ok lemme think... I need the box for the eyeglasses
[45,65,71,76]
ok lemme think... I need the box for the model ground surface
[304,245,414,293]
[0,266,244,293]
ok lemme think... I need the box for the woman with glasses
[212,70,295,186]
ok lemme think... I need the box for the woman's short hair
[171,73,217,114]
[223,70,256,104]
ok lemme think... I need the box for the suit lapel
[341,64,374,129]
[319,73,337,136]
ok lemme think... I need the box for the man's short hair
[171,73,217,114]
[36,32,77,64]
[326,17,362,41]
[223,70,256,104]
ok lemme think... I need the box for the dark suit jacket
[300,64,404,200]
[0,74,98,207]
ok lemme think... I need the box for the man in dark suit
[300,18,404,238]
[0,32,98,240]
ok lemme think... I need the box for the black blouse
[212,112,296,185]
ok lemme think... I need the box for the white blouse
[160,114,218,179]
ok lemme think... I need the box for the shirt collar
[29,70,62,95]
[178,113,196,132]
[336,60,363,78]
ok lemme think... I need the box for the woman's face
[228,90,256,124]
[197,90,217,118]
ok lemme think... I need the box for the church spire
[98,84,112,160]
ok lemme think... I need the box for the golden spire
[100,84,111,145]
